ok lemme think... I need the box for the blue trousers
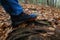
[0,0,23,15]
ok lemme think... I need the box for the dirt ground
[0,4,60,40]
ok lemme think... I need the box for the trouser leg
[0,0,23,15]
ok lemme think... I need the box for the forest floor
[0,4,60,40]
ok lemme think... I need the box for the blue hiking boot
[11,12,37,27]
